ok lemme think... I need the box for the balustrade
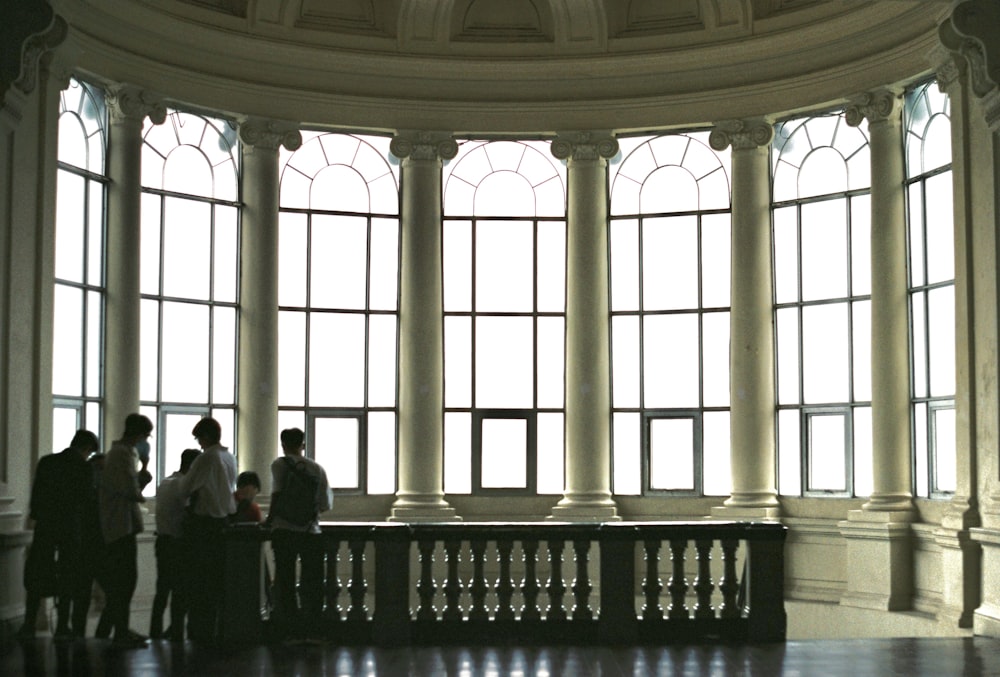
[221,521,786,645]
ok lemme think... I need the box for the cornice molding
[550,131,618,162]
[709,118,773,151]
[107,84,167,125]
[939,0,1000,130]
[844,89,902,128]
[238,117,302,152]
[389,131,458,162]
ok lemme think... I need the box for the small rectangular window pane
[933,406,956,494]
[926,172,955,284]
[702,311,730,408]
[161,302,210,403]
[928,286,956,397]
[612,316,640,409]
[808,413,847,492]
[315,417,359,489]
[773,206,799,304]
[537,221,565,313]
[212,306,236,405]
[537,413,563,494]
[914,402,929,498]
[475,316,533,408]
[162,197,211,301]
[311,215,367,310]
[801,200,848,301]
[52,407,79,454]
[776,308,800,405]
[613,412,641,495]
[778,409,801,496]
[278,311,306,407]
[853,406,872,497]
[911,291,928,398]
[86,291,101,397]
[55,170,85,283]
[703,411,731,497]
[211,409,235,451]
[278,212,308,307]
[444,412,471,494]
[644,314,699,408]
[642,216,698,311]
[140,194,162,295]
[610,219,639,311]
[214,205,238,303]
[161,411,205,495]
[87,180,104,287]
[649,418,694,491]
[309,312,365,406]
[443,220,472,312]
[536,317,564,409]
[369,218,399,311]
[908,183,926,287]
[52,285,83,396]
[368,314,397,408]
[851,195,871,296]
[140,299,160,402]
[701,213,731,308]
[802,303,849,404]
[444,316,472,408]
[852,300,871,402]
[367,411,396,494]
[481,418,527,489]
[476,221,533,313]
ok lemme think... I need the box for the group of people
[19,414,332,648]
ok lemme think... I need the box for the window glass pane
[140,299,160,401]
[924,115,952,173]
[536,317,564,409]
[311,215,367,310]
[368,314,397,408]
[852,300,871,402]
[537,413,564,494]
[161,302,210,402]
[778,409,801,496]
[445,316,472,408]
[369,218,399,311]
[926,171,955,284]
[701,213,731,308]
[309,313,365,406]
[476,172,537,217]
[649,418,694,491]
[86,291,102,397]
[911,291,928,398]
[914,402,929,498]
[613,412,641,495]
[481,418,527,488]
[141,194,162,295]
[801,199,847,301]
[212,306,236,405]
[475,316,533,408]
[368,411,396,494]
[537,221,565,313]
[445,412,471,494]
[315,417,359,489]
[163,145,214,198]
[642,216,698,310]
[214,205,238,303]
[702,311,730,408]
[928,287,956,397]
[702,411,731,496]
[853,406,873,497]
[52,286,83,396]
[644,314,699,408]
[799,147,848,198]
[612,316,640,409]
[610,219,640,311]
[87,181,104,287]
[157,411,206,497]
[850,195,871,296]
[773,206,799,304]
[908,183,926,287]
[641,165,698,213]
[443,220,472,312]
[476,221,533,312]
[933,406,956,493]
[53,407,79,456]
[776,308,800,405]
[55,171,85,283]
[802,303,849,404]
[808,413,847,491]
[278,311,306,407]
[58,114,89,171]
[310,165,370,213]
[162,197,211,300]
[279,212,308,307]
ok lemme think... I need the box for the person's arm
[316,466,332,514]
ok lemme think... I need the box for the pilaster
[708,119,781,521]
[237,118,301,492]
[549,131,619,522]
[389,131,458,522]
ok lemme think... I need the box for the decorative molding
[12,14,68,97]
[708,118,773,150]
[939,0,1000,130]
[389,131,458,161]
[844,89,902,128]
[930,44,964,94]
[550,131,618,161]
[107,85,167,126]
[238,117,302,152]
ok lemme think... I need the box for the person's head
[179,448,201,474]
[236,471,261,500]
[69,429,99,458]
[191,417,222,449]
[280,427,305,455]
[121,413,153,444]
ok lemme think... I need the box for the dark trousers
[101,535,138,640]
[21,529,85,636]
[150,534,186,638]
[183,515,227,642]
[271,529,325,638]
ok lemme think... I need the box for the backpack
[269,457,319,527]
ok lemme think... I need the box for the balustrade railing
[221,521,786,646]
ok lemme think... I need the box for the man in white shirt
[268,427,331,640]
[179,417,237,642]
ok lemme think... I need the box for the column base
[934,524,981,629]
[548,493,620,522]
[388,495,460,522]
[971,527,1000,637]
[838,509,915,611]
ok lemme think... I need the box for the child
[231,471,263,524]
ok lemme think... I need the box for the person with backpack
[267,427,331,641]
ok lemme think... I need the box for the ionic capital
[238,117,302,152]
[708,119,773,151]
[550,131,618,162]
[845,89,902,128]
[390,131,458,162]
[107,85,166,126]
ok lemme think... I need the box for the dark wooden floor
[3,636,999,676]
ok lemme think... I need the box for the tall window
[53,78,106,448]
[442,140,566,495]
[905,81,955,498]
[140,109,240,492]
[773,112,872,497]
[277,132,399,495]
[609,132,732,496]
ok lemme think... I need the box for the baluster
[416,539,437,621]
[667,539,689,620]
[546,540,567,621]
[641,539,663,621]
[347,539,368,622]
[324,537,342,622]
[443,539,463,621]
[571,539,593,621]
[495,538,515,621]
[520,539,541,622]
[693,539,715,619]
[719,539,740,619]
[468,539,489,621]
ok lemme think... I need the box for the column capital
[708,119,773,151]
[939,0,1000,130]
[238,117,302,152]
[3,8,67,99]
[931,44,966,94]
[844,89,902,128]
[390,131,458,162]
[107,85,166,126]
[550,131,618,162]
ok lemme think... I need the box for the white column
[388,132,458,522]
[103,86,165,440]
[839,89,915,612]
[709,119,781,519]
[236,119,301,493]
[549,132,619,522]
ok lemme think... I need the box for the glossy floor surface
[2,636,999,676]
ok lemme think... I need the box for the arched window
[277,132,399,495]
[608,132,732,496]
[53,78,107,447]
[140,110,240,492]
[442,140,566,495]
[772,112,872,497]
[905,80,955,498]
